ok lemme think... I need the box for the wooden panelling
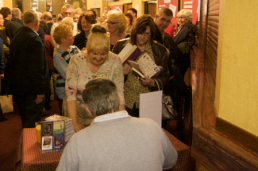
[192,118,258,170]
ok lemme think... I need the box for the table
[16,128,192,171]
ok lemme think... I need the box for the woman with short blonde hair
[106,10,129,52]
[65,24,125,132]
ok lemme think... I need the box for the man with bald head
[41,12,53,35]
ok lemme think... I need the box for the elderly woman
[65,24,125,132]
[73,11,96,50]
[114,15,169,117]
[106,10,130,52]
[173,9,198,75]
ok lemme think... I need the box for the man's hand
[0,73,4,79]
[35,94,45,104]
[73,122,86,132]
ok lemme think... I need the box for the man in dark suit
[10,10,48,128]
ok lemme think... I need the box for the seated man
[56,78,178,171]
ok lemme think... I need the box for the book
[128,53,162,78]
[118,42,141,65]
[40,120,65,151]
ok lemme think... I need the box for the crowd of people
[0,4,198,170]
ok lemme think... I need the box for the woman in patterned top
[65,24,125,132]
[114,15,169,117]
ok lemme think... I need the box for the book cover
[40,120,65,151]
[118,42,141,65]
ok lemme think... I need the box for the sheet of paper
[140,91,162,127]
[164,0,171,3]
[184,5,193,8]
[169,4,177,17]
[184,1,193,4]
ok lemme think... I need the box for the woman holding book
[114,15,169,117]
[65,24,125,132]
[106,10,130,52]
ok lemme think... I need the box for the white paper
[164,0,171,3]
[184,1,193,4]
[169,4,177,17]
[140,91,162,127]
[184,5,193,8]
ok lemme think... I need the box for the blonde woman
[65,24,125,132]
[73,8,82,23]
[106,10,129,52]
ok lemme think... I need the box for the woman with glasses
[113,15,169,117]
[73,11,96,50]
[106,10,130,52]
[65,24,125,132]
[173,9,198,75]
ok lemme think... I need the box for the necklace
[111,43,116,52]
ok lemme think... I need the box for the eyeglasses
[106,21,118,25]
[176,17,186,20]
[137,33,151,38]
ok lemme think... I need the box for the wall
[2,0,12,9]
[215,0,258,136]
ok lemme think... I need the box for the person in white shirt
[56,78,178,171]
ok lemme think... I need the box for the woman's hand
[123,63,131,75]
[73,122,86,132]
[139,76,155,86]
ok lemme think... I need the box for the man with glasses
[56,78,178,171]
[50,4,78,47]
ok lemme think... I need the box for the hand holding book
[128,53,163,78]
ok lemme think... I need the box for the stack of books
[63,117,75,142]
[45,115,75,143]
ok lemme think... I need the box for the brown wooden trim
[191,117,258,170]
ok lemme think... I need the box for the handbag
[154,79,177,120]
[177,41,190,55]
[0,94,13,113]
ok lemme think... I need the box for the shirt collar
[92,110,131,124]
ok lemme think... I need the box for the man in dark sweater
[10,10,48,128]
[154,7,189,108]
[11,8,23,29]
[0,7,17,41]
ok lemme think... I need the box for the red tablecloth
[21,128,63,171]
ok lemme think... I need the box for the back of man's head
[82,78,119,116]
[12,8,21,18]
[23,10,38,25]
[157,7,173,17]
[43,12,52,21]
[1,7,11,19]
